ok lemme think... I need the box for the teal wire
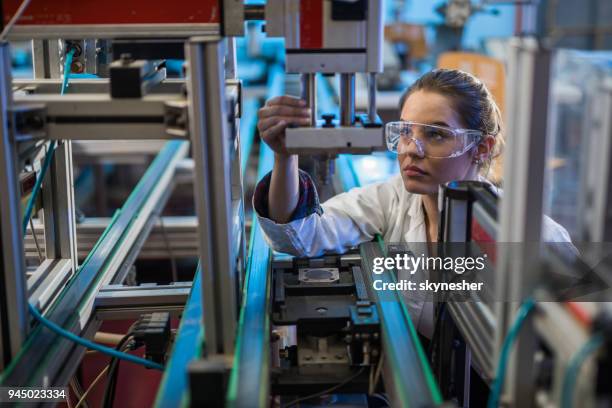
[28,304,164,371]
[487,297,537,408]
[561,333,604,408]
[22,47,163,372]
[21,47,75,233]
[21,140,56,235]
[61,48,75,95]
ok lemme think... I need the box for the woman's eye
[425,130,446,140]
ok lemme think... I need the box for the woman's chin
[402,176,438,195]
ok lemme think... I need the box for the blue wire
[28,304,164,371]
[487,297,537,408]
[21,47,164,373]
[561,333,604,408]
[21,47,76,233]
[21,140,56,235]
[61,48,75,95]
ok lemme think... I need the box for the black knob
[322,113,336,128]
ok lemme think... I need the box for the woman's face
[398,90,478,195]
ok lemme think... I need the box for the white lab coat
[255,172,572,337]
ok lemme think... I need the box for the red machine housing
[2,0,220,25]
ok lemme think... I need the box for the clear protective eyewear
[385,121,482,159]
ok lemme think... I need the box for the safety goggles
[385,121,482,159]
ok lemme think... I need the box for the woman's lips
[402,165,427,177]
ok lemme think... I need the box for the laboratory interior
[0,0,611,407]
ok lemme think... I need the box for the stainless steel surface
[0,42,28,366]
[340,73,355,126]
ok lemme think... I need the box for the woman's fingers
[258,104,311,119]
[265,95,306,108]
[257,115,310,134]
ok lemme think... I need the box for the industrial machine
[0,1,610,408]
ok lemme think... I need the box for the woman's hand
[257,95,311,156]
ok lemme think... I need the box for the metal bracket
[9,104,47,141]
[165,101,190,139]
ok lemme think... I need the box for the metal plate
[298,267,340,284]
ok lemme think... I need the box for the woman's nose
[398,137,425,157]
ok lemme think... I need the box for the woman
[253,69,570,335]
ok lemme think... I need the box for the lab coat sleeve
[253,170,393,257]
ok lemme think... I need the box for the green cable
[561,332,604,408]
[487,297,537,408]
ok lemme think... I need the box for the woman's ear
[475,135,495,162]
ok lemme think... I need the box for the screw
[304,355,312,361]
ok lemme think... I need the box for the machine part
[226,67,284,408]
[285,125,384,154]
[360,242,443,407]
[133,312,172,364]
[271,254,380,395]
[0,41,29,366]
[9,104,47,142]
[112,38,187,60]
[188,356,233,408]
[298,268,340,284]
[223,0,246,36]
[186,37,239,355]
[244,4,265,21]
[1,141,188,386]
[301,73,316,125]
[95,283,191,310]
[13,93,190,140]
[275,0,384,74]
[155,270,204,407]
[497,38,552,407]
[109,57,167,98]
[1,2,221,40]
[368,72,377,123]
[339,73,355,126]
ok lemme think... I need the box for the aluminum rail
[0,140,188,388]
[226,63,285,408]
[360,242,443,407]
[154,86,267,408]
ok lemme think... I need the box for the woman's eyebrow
[430,121,450,127]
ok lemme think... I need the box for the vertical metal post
[496,37,550,407]
[368,72,377,123]
[339,73,355,126]
[301,73,316,125]
[186,37,237,356]
[42,141,78,270]
[0,42,28,367]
